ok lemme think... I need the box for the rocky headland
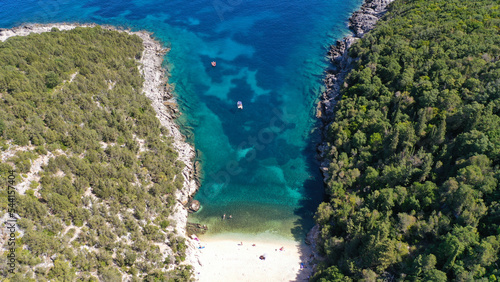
[317,0,395,184]
[0,23,200,276]
[308,0,395,273]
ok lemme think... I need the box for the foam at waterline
[199,231,304,246]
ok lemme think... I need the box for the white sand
[192,233,313,282]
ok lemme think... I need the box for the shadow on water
[286,119,325,282]
[290,120,325,241]
[188,69,326,242]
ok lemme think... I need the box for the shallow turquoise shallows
[0,0,362,240]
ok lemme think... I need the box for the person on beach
[229,215,232,219]
[222,214,226,220]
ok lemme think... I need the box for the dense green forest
[313,0,500,280]
[0,27,192,281]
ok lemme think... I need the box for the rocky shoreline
[0,23,200,275]
[308,0,395,273]
[317,0,395,184]
[132,25,201,270]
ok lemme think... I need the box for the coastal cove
[1,0,499,280]
[1,0,369,236]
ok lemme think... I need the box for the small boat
[211,61,216,67]
[237,101,243,109]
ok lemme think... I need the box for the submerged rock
[189,200,201,212]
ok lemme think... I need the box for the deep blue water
[0,0,362,239]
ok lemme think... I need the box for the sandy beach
[191,233,314,282]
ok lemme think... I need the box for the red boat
[211,61,216,67]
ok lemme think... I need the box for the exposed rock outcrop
[189,200,201,213]
[349,0,395,37]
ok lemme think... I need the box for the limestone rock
[189,200,201,213]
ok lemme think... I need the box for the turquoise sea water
[0,0,362,240]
